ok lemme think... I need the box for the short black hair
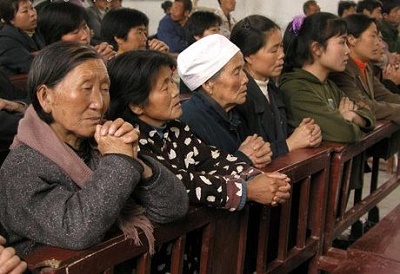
[175,0,192,13]
[356,0,383,13]
[0,0,23,24]
[37,2,88,45]
[338,1,356,17]
[107,50,176,124]
[381,0,400,14]
[185,11,222,45]
[101,8,149,50]
[345,13,376,38]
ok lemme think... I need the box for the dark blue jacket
[236,75,289,157]
[0,24,45,75]
[157,14,188,53]
[180,91,251,164]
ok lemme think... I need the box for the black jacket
[236,75,289,157]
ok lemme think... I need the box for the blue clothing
[180,91,251,164]
[157,14,188,53]
[0,24,45,75]
[236,75,289,157]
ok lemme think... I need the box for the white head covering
[177,34,240,91]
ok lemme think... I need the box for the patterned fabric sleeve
[138,122,261,211]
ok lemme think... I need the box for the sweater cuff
[237,181,247,210]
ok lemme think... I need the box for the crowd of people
[1,0,400,273]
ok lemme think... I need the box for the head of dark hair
[28,41,102,123]
[185,11,222,45]
[37,2,88,45]
[345,13,376,38]
[161,0,172,12]
[175,0,192,13]
[303,0,318,14]
[101,8,149,49]
[0,0,23,24]
[356,0,382,13]
[107,50,176,123]
[230,15,280,58]
[338,1,356,17]
[381,0,400,14]
[283,12,347,72]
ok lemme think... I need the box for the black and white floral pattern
[137,120,261,211]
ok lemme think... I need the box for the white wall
[123,0,341,35]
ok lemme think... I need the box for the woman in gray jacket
[0,41,188,256]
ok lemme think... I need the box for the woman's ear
[129,102,144,115]
[202,80,214,96]
[347,35,357,47]
[310,41,323,58]
[244,55,253,65]
[37,84,53,113]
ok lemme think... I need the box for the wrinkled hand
[94,118,139,158]
[0,236,27,274]
[0,99,26,113]
[246,172,291,206]
[147,39,169,53]
[287,118,322,150]
[94,42,117,61]
[239,134,272,168]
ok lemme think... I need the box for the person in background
[0,41,188,256]
[330,14,400,124]
[303,0,320,16]
[85,0,110,43]
[179,34,273,168]
[280,12,375,143]
[157,0,192,54]
[230,15,322,158]
[214,0,236,38]
[101,8,169,55]
[0,0,45,75]
[356,0,383,21]
[180,10,222,93]
[161,0,172,14]
[0,235,27,274]
[37,2,116,61]
[185,10,221,45]
[379,0,400,53]
[338,0,357,18]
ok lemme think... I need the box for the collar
[352,57,367,78]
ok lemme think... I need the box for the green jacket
[279,68,375,143]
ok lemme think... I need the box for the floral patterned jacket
[136,119,261,211]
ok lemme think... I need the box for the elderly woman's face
[133,65,181,127]
[11,0,37,32]
[39,59,110,148]
[206,52,248,112]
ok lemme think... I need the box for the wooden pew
[24,206,246,274]
[318,120,400,271]
[23,146,332,274]
[333,202,400,274]
[8,73,28,94]
[250,146,332,274]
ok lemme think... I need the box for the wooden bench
[248,146,332,273]
[8,73,28,94]
[318,120,400,271]
[23,145,332,274]
[332,202,400,273]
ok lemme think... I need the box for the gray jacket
[0,145,188,255]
